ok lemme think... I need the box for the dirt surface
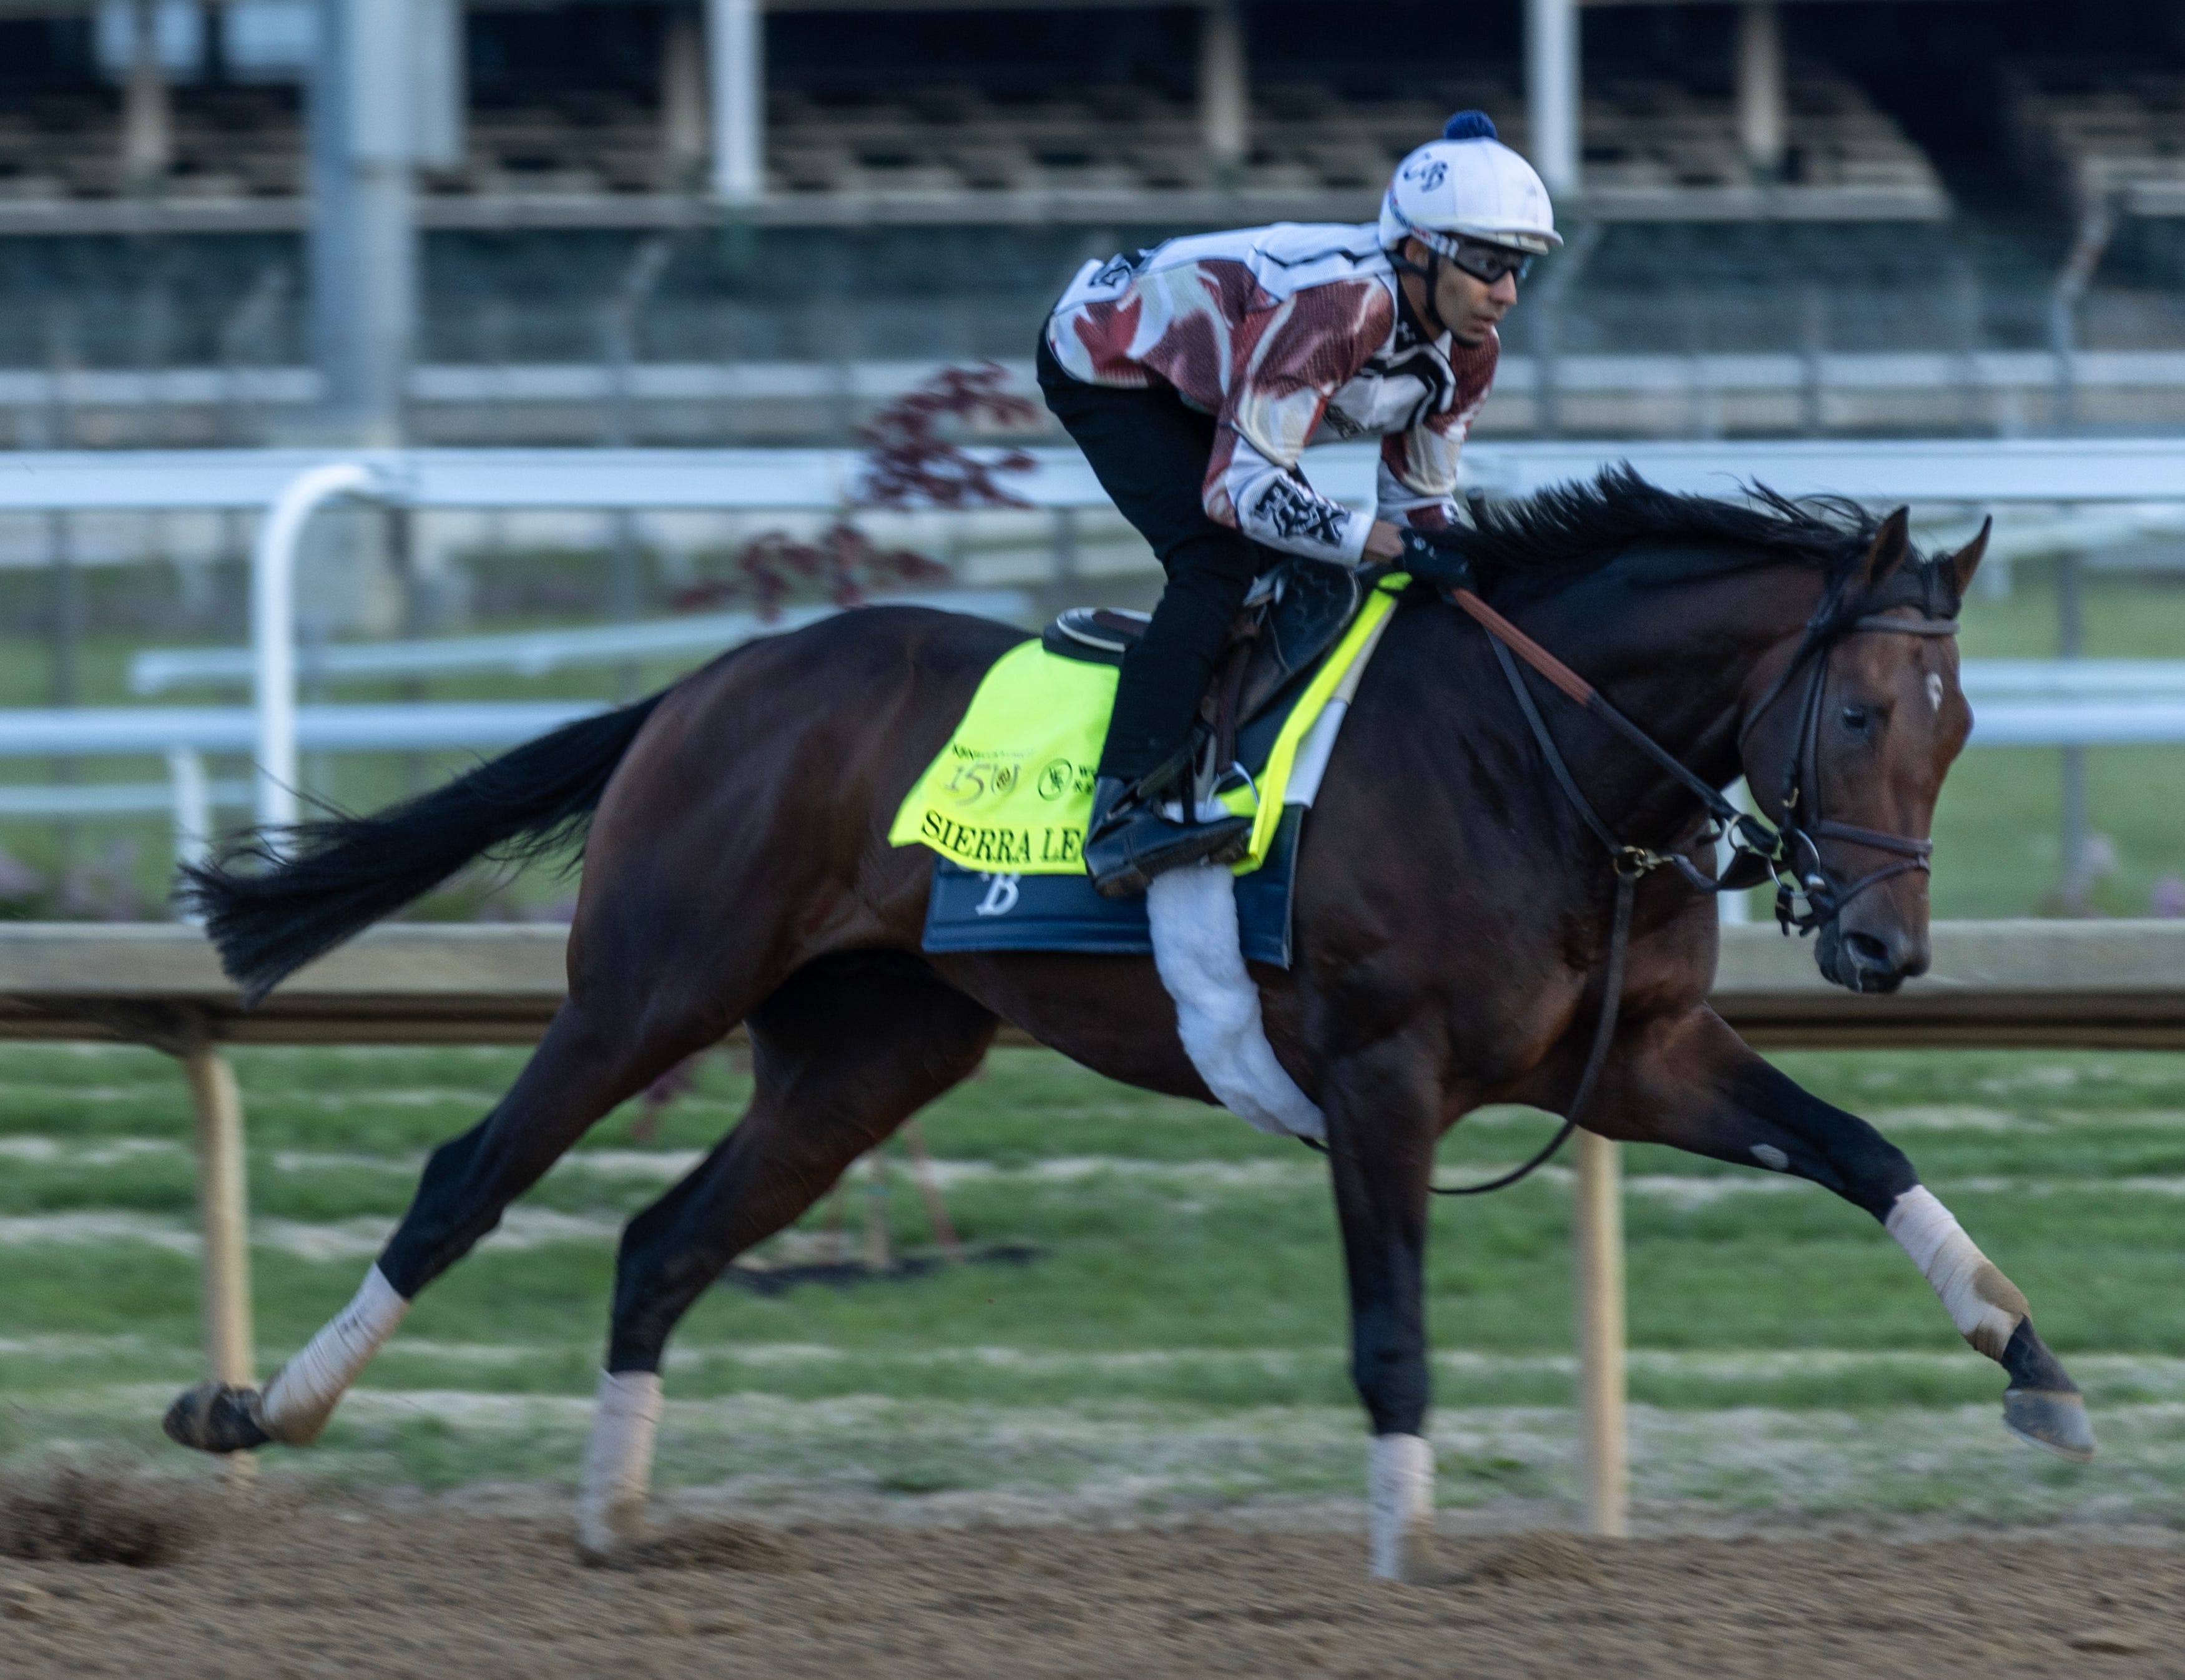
[2,1480,2183,1678]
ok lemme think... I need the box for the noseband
[1739,608,1957,935]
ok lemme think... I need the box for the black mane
[1431,464,1968,628]
[1440,465,1950,617]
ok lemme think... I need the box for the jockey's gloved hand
[1395,528,1476,593]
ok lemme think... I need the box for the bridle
[1418,541,1962,936]
[1739,597,1957,936]
[1340,533,1962,1196]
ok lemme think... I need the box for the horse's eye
[1840,705,1872,732]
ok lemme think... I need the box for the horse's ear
[1862,507,1911,590]
[1946,516,1991,597]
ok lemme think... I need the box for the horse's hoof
[2003,1387,2096,1462]
[162,1382,272,1455]
[574,1496,654,1567]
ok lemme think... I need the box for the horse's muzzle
[1814,920,1928,995]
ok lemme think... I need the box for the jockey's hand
[1392,527,1476,591]
[1363,520,1407,561]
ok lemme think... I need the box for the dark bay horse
[165,471,2090,1579]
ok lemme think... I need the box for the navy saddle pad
[921,805,1305,968]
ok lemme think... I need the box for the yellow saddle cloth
[888,576,1404,875]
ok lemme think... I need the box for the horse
[162,469,2090,1581]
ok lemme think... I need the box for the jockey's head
[1380,111,1561,347]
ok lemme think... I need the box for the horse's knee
[1820,1122,1918,1218]
[1753,1111,1917,1219]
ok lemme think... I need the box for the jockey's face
[1403,237,1518,347]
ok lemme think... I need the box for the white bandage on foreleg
[1367,1433,1435,1581]
[260,1264,408,1445]
[1885,1186,2028,1361]
[576,1370,664,1556]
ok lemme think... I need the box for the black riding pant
[1037,335,1272,785]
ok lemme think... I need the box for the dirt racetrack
[2,1478,2181,1679]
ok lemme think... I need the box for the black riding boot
[1083,773,1253,900]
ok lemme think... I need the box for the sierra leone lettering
[918,808,1082,865]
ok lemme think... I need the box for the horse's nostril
[1842,931,1894,973]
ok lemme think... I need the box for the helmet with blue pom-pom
[1379,111,1561,257]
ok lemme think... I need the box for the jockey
[1039,110,1558,897]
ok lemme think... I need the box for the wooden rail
[6,919,2184,1049]
[3,917,2181,1540]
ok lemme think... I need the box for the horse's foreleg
[575,955,996,1559]
[164,983,730,1456]
[1321,1038,1441,1581]
[1592,1007,2093,1461]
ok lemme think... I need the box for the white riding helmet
[1378,111,1561,257]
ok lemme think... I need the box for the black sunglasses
[1443,237,1533,285]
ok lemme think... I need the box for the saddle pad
[922,804,1305,966]
[889,576,1405,877]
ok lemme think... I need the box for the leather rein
[1383,543,1957,1195]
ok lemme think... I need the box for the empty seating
[2001,61,2185,219]
[0,54,1946,225]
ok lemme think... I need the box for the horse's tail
[182,689,671,1005]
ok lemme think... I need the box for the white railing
[1,440,2179,842]
[125,592,1031,694]
[11,350,2185,432]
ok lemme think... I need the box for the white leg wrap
[576,1370,664,1558]
[260,1265,408,1445]
[1367,1433,1435,1581]
[1146,863,1325,1141]
[1886,1186,2028,1361]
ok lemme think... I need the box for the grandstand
[0,0,2177,445]
[2001,57,2185,220]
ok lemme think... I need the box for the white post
[167,745,214,875]
[1525,0,1580,199]
[1737,2,1786,180]
[662,3,709,187]
[310,0,417,443]
[707,0,763,206]
[253,461,384,833]
[182,1044,255,1392]
[411,0,468,173]
[122,0,174,190]
[1199,0,1248,182]
[1573,1129,1628,1536]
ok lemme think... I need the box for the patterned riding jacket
[1044,221,1498,566]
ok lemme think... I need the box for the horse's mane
[1441,466,1917,612]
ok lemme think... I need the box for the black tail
[182,691,670,1005]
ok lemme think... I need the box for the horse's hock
[2,916,2181,1537]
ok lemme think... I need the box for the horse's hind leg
[575,952,996,1558]
[164,967,740,1455]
